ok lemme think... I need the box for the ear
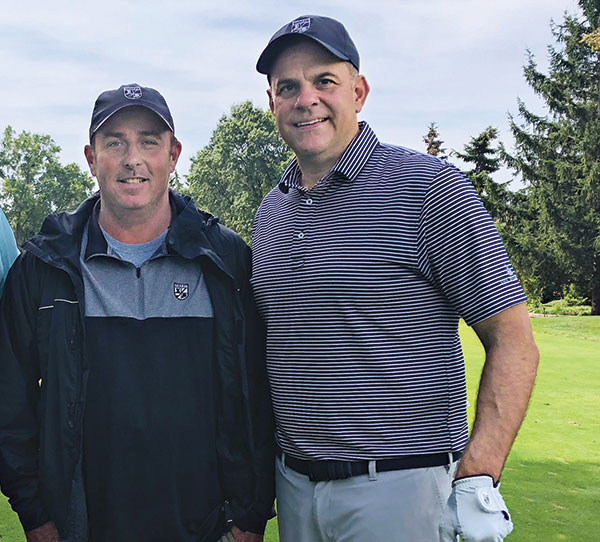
[267,88,275,113]
[353,75,370,114]
[169,139,183,173]
[84,144,97,177]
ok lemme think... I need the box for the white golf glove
[439,475,513,542]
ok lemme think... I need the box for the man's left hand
[439,475,513,542]
[231,525,264,542]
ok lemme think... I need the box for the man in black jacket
[0,84,274,542]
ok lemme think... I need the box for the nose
[123,145,142,170]
[295,83,318,109]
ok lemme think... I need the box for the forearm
[456,303,539,481]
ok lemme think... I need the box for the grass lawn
[461,316,600,542]
[2,317,598,541]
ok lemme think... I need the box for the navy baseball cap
[89,84,174,141]
[256,15,360,75]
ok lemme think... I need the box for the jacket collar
[24,190,235,280]
[166,192,235,280]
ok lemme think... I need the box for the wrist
[453,473,499,486]
[454,447,503,483]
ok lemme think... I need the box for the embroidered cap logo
[291,18,311,33]
[123,86,143,100]
[173,282,189,301]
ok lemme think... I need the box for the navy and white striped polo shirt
[251,122,526,461]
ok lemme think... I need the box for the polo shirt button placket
[290,190,316,271]
[291,226,306,269]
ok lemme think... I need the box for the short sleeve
[417,166,527,326]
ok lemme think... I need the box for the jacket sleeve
[0,252,52,531]
[232,243,276,534]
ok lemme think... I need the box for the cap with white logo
[89,84,174,141]
[256,15,360,75]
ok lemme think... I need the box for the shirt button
[305,198,313,205]
[297,232,305,239]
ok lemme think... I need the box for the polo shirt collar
[278,121,379,191]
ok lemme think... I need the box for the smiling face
[268,39,369,179]
[84,106,181,235]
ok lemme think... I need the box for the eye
[106,140,121,148]
[143,139,158,146]
[317,77,335,88]
[276,82,297,97]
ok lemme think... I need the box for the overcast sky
[0,0,582,186]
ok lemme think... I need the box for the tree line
[1,2,598,314]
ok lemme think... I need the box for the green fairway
[461,316,600,542]
[2,317,598,541]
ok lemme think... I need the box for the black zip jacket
[0,191,275,539]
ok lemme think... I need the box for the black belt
[279,450,463,482]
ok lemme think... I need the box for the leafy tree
[186,101,292,244]
[423,122,448,159]
[454,127,511,220]
[0,126,94,245]
[506,1,600,313]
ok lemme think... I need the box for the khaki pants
[276,454,458,542]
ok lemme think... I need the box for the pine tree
[454,127,511,220]
[507,1,600,313]
[423,122,447,159]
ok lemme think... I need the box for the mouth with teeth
[294,118,327,127]
[118,177,148,184]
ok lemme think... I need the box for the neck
[99,199,171,244]
[297,126,360,189]
[297,156,339,190]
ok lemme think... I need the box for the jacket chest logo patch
[173,282,189,300]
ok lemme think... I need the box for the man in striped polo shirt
[252,15,539,542]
